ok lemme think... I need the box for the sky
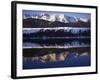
[23,10,91,20]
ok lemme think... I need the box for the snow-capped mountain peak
[79,18,88,22]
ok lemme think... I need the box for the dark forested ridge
[23,29,90,38]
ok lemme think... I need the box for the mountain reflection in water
[23,47,90,69]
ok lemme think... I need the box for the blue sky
[23,10,91,19]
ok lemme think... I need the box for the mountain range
[23,13,90,28]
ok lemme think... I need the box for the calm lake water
[23,28,91,69]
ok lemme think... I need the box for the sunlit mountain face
[22,10,91,69]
